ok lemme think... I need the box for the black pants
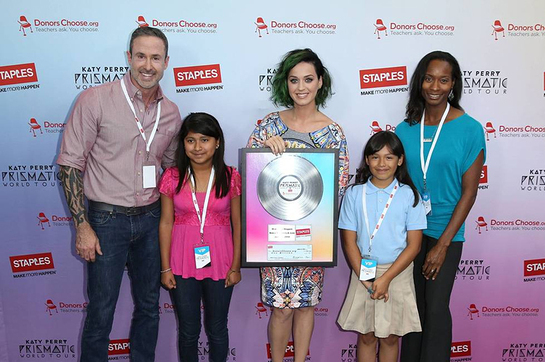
[400,235,463,362]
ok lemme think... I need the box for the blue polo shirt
[338,179,427,264]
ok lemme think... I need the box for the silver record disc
[257,155,323,221]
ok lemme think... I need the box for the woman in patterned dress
[247,48,349,362]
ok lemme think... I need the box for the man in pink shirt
[57,27,181,362]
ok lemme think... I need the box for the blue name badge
[422,191,432,215]
[194,245,211,269]
[360,257,377,281]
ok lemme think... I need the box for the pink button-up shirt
[57,74,182,207]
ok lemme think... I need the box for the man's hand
[75,222,102,262]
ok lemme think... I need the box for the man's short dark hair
[129,27,169,58]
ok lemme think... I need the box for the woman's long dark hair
[174,112,231,198]
[355,131,419,207]
[405,50,464,125]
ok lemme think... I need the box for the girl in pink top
[159,112,241,362]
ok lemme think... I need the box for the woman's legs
[357,332,377,362]
[268,307,294,362]
[378,335,399,362]
[400,235,463,362]
[293,307,314,362]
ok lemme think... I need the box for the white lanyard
[120,80,161,154]
[189,168,215,240]
[420,103,450,190]
[361,181,399,254]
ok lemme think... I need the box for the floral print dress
[247,112,349,308]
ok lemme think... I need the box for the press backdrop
[1,1,545,361]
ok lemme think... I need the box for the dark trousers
[81,205,161,362]
[400,235,463,362]
[171,276,234,362]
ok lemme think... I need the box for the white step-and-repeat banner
[1,1,544,361]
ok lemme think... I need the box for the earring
[216,145,219,149]
[448,89,454,101]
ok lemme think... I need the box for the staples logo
[0,63,38,86]
[266,341,308,358]
[174,64,222,87]
[480,166,488,184]
[108,339,130,356]
[451,341,471,357]
[524,258,545,277]
[10,252,54,273]
[360,66,407,89]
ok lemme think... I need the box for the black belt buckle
[124,206,142,216]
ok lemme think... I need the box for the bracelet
[160,268,172,274]
[228,269,240,274]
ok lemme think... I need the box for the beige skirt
[337,262,421,338]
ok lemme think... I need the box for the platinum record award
[257,155,323,221]
[241,148,339,267]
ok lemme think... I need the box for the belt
[88,200,161,216]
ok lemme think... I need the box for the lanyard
[420,103,450,190]
[120,80,161,154]
[189,168,215,242]
[361,181,399,254]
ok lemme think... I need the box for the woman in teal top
[395,51,486,362]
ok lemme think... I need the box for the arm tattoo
[59,166,88,227]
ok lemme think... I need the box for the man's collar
[123,73,164,103]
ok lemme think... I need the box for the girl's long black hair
[405,50,464,125]
[174,112,231,198]
[354,131,419,207]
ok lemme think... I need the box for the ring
[431,269,436,273]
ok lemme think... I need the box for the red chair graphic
[374,19,387,39]
[491,20,505,40]
[18,16,33,36]
[369,121,382,134]
[45,300,58,316]
[37,212,50,230]
[484,122,496,141]
[255,302,268,319]
[136,16,149,27]
[255,17,269,37]
[467,304,480,320]
[29,118,43,137]
[475,217,488,234]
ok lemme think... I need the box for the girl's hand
[371,276,390,302]
[225,270,241,288]
[262,135,287,155]
[422,244,448,280]
[161,271,176,290]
